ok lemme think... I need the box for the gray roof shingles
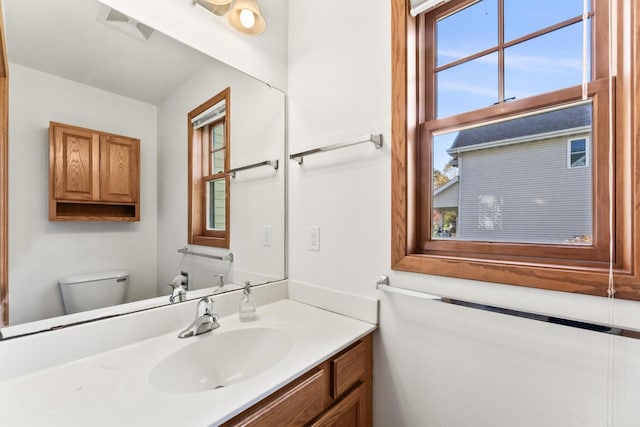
[450,103,592,151]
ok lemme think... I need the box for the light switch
[262,225,272,247]
[309,226,320,251]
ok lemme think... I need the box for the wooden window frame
[391,0,640,300]
[188,88,231,249]
[0,5,7,325]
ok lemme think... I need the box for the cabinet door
[99,134,139,203]
[310,384,364,427]
[52,124,99,201]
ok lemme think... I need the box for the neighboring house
[433,103,593,244]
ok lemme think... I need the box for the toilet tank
[58,270,129,314]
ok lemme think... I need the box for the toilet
[59,270,129,314]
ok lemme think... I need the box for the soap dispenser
[239,281,256,322]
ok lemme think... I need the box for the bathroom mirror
[0,0,286,337]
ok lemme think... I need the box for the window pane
[432,133,460,238]
[504,23,587,101]
[432,102,593,244]
[571,152,587,167]
[206,178,226,231]
[436,0,498,67]
[212,122,225,150]
[504,0,587,42]
[571,138,586,152]
[210,123,225,174]
[211,149,225,174]
[437,52,498,118]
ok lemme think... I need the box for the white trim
[409,0,452,17]
[191,100,226,129]
[567,136,591,169]
[447,126,591,155]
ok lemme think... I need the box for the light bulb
[239,9,255,29]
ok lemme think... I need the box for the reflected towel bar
[177,247,234,262]
[229,159,279,178]
[289,134,383,165]
[375,276,640,340]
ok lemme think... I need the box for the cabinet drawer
[331,340,365,399]
[225,368,326,427]
[310,384,363,427]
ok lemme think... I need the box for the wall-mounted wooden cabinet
[49,122,140,221]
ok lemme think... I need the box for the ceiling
[4,0,213,105]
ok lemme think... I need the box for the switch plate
[262,225,272,247]
[309,226,320,251]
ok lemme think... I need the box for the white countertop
[0,300,376,427]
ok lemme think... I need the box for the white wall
[8,63,158,325]
[99,0,288,91]
[288,1,640,426]
[156,59,285,293]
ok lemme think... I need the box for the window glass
[436,0,498,67]
[436,52,498,118]
[431,102,593,244]
[206,178,226,231]
[504,23,588,101]
[210,122,225,174]
[504,0,587,42]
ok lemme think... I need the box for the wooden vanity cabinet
[49,122,140,221]
[221,333,373,427]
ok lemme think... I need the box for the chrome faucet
[167,271,189,303]
[167,281,187,303]
[178,296,220,338]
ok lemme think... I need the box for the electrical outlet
[309,226,320,251]
[262,225,272,247]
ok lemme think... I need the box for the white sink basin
[149,327,292,393]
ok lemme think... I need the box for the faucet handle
[167,282,185,291]
[197,296,215,316]
[213,274,224,286]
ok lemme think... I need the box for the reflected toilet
[58,270,129,314]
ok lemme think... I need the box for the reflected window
[188,87,231,248]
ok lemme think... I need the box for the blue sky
[432,0,590,172]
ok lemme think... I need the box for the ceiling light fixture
[228,0,266,35]
[193,0,266,36]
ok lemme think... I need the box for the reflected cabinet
[49,122,140,221]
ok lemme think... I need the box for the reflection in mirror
[1,0,285,335]
[432,102,592,244]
